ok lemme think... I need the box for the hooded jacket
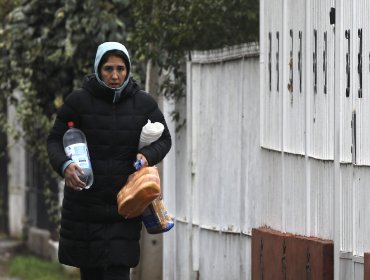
[47,42,172,268]
[94,41,131,103]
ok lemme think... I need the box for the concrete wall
[7,89,26,238]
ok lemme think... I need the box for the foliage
[8,254,80,280]
[1,0,132,114]
[129,0,259,100]
[0,0,22,18]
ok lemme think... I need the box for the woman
[47,42,172,280]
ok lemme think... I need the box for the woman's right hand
[64,163,86,191]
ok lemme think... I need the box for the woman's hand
[136,153,148,167]
[64,163,86,191]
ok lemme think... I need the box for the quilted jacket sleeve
[137,94,172,166]
[47,92,80,177]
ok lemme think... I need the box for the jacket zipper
[110,104,117,171]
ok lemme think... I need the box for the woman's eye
[104,66,113,72]
[103,66,125,72]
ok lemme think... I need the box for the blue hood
[94,42,131,103]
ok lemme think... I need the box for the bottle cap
[67,121,74,128]
[134,159,144,170]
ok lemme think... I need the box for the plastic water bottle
[63,121,94,189]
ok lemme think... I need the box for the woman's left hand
[136,153,148,167]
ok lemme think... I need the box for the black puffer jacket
[47,75,171,268]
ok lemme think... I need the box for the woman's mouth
[110,83,120,88]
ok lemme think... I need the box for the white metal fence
[163,43,260,280]
[162,1,370,279]
[260,0,370,279]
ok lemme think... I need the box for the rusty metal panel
[364,253,370,280]
[252,228,285,280]
[285,234,333,279]
[252,227,333,280]
[284,236,310,279]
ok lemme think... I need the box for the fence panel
[167,44,260,280]
[354,1,370,165]
[261,0,283,150]
[340,0,353,163]
[282,154,306,234]
[309,0,335,160]
[309,159,334,240]
[283,0,306,155]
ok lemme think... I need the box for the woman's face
[100,55,127,88]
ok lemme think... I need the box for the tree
[129,0,259,100]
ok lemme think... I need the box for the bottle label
[64,143,91,169]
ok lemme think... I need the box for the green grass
[7,255,80,280]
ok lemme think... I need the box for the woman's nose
[112,71,118,79]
